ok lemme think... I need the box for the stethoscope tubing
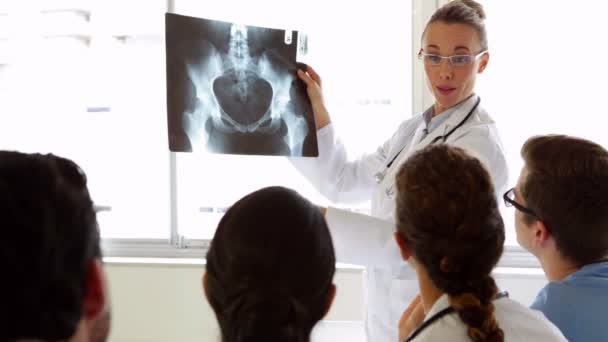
[374,97,482,185]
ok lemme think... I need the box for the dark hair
[395,145,504,342]
[520,135,608,265]
[0,151,101,340]
[205,186,336,342]
[425,0,488,51]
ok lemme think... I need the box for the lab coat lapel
[377,118,424,191]
[385,116,423,164]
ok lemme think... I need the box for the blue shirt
[419,95,475,142]
[419,104,455,142]
[531,261,608,342]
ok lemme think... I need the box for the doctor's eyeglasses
[503,188,540,219]
[418,49,487,66]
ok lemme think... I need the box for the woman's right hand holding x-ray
[297,65,332,130]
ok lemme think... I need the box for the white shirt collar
[423,294,452,323]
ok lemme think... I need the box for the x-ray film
[165,13,318,156]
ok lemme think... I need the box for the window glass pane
[0,0,170,238]
[174,0,412,239]
[476,0,608,245]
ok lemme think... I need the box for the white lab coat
[410,294,567,341]
[290,95,508,342]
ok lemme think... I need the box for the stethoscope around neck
[373,97,482,187]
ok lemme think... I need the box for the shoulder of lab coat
[325,206,405,269]
[289,116,421,204]
[412,296,567,342]
[447,108,509,196]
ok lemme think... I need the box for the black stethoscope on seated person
[404,291,509,342]
[373,97,482,186]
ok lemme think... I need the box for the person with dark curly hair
[394,145,564,341]
[203,186,336,342]
[0,151,110,342]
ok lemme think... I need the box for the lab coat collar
[423,294,453,323]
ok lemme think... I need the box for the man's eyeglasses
[503,188,540,219]
[418,49,487,66]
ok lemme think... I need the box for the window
[173,0,413,239]
[0,0,170,239]
[475,0,608,245]
[6,1,548,268]
[0,0,414,247]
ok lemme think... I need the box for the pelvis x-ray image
[165,13,318,156]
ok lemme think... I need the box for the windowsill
[102,240,540,272]
[103,256,366,272]
[494,267,546,278]
[103,256,543,278]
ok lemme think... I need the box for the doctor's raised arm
[290,1,508,341]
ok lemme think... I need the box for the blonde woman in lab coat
[292,1,508,341]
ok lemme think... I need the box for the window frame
[2,0,540,269]
[158,0,538,270]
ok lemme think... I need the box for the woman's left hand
[398,295,425,342]
[297,65,331,130]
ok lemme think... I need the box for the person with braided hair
[203,186,337,342]
[393,145,565,341]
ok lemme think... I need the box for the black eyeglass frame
[503,187,540,219]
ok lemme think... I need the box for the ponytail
[223,291,313,342]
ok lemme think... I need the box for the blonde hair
[425,0,488,50]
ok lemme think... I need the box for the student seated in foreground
[203,186,337,342]
[394,145,565,341]
[505,135,608,341]
[0,151,110,342]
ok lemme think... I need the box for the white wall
[105,261,547,342]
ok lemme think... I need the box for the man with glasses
[504,135,608,342]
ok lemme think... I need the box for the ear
[322,284,337,318]
[394,232,412,261]
[477,52,490,74]
[83,259,108,320]
[531,220,552,248]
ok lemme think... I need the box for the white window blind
[0,0,170,239]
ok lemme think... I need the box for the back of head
[205,186,336,342]
[427,0,488,50]
[0,151,100,340]
[395,145,504,342]
[520,135,608,265]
